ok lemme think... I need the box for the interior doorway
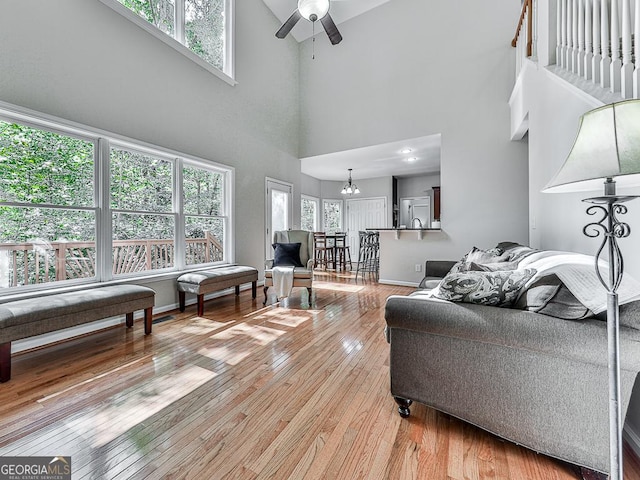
[265,178,293,259]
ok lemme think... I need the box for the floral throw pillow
[435,269,537,307]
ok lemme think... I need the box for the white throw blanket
[518,250,640,314]
[272,266,295,300]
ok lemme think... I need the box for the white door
[266,178,293,259]
[345,197,387,256]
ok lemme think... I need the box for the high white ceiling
[300,134,442,182]
[265,0,439,182]
[263,0,391,42]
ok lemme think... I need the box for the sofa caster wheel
[394,396,412,418]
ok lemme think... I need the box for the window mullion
[224,0,234,78]
[97,138,113,282]
[175,158,185,270]
[175,0,185,44]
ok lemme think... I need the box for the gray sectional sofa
[384,243,640,474]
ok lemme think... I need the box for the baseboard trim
[377,279,419,288]
[624,424,640,459]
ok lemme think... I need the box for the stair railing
[513,0,535,78]
[554,0,640,99]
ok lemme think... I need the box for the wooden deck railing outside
[0,231,223,287]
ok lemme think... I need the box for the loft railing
[0,231,223,288]
[555,0,640,98]
[512,0,536,78]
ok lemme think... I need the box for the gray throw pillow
[465,246,508,264]
[434,269,536,307]
[515,274,592,320]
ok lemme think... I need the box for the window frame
[322,198,344,233]
[98,0,236,85]
[301,194,320,232]
[0,101,234,293]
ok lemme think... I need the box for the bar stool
[313,232,333,269]
[355,231,379,281]
[334,232,352,271]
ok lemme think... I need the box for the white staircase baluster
[533,0,537,57]
[573,0,580,72]
[611,0,622,92]
[621,0,634,96]
[593,0,602,83]
[634,0,640,96]
[561,0,568,67]
[578,0,586,75]
[602,0,612,88]
[567,0,574,67]
[585,0,594,78]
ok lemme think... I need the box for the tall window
[111,146,175,274]
[301,195,319,232]
[183,164,226,265]
[0,121,96,287]
[0,109,231,290]
[323,199,343,232]
[105,0,233,79]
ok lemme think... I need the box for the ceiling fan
[275,0,343,45]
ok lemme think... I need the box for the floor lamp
[544,100,640,480]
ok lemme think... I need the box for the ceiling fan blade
[275,9,303,39]
[321,13,343,45]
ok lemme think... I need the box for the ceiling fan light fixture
[298,0,330,22]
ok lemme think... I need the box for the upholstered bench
[177,265,258,316]
[0,284,155,382]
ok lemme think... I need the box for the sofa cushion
[434,269,536,307]
[515,274,591,320]
[464,246,508,264]
[272,242,303,267]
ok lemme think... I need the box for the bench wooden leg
[179,291,186,312]
[197,294,204,317]
[263,286,269,305]
[144,307,153,335]
[235,285,240,295]
[252,281,257,299]
[126,312,134,328]
[0,342,11,383]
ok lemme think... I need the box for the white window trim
[322,198,344,232]
[301,194,320,232]
[0,100,235,293]
[98,0,237,86]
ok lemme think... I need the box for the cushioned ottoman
[0,284,155,382]
[177,266,258,316]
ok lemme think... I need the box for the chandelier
[341,168,360,195]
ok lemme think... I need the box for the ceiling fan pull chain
[312,21,316,59]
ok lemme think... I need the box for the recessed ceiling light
[407,157,418,162]
[400,148,412,154]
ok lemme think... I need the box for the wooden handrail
[512,0,533,57]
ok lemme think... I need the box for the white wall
[0,0,301,312]
[299,0,529,283]
[301,174,322,198]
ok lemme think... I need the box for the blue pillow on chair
[272,242,304,267]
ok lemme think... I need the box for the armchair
[264,230,314,305]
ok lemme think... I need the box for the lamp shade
[298,0,330,21]
[544,100,640,193]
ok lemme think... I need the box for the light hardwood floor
[1,271,639,479]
